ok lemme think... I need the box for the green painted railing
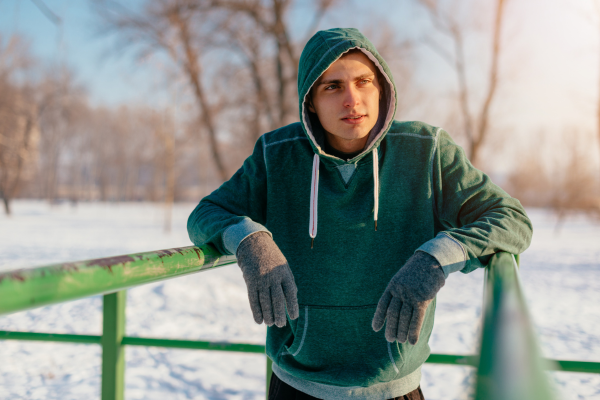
[476,253,555,399]
[0,245,235,316]
[0,246,598,399]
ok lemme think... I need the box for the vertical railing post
[266,355,273,399]
[102,291,126,400]
[475,252,556,400]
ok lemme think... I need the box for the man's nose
[343,85,360,108]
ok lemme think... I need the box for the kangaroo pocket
[277,304,407,387]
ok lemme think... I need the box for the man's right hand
[236,231,299,327]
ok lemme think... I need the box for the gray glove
[236,231,299,327]
[372,251,445,344]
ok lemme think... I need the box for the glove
[372,251,445,344]
[236,231,300,327]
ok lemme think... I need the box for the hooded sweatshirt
[187,28,533,400]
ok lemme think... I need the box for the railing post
[102,291,126,400]
[475,252,556,400]
[266,355,273,399]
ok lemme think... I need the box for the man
[187,28,532,400]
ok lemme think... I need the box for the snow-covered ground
[0,200,598,400]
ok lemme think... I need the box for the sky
[1,0,599,173]
[0,0,156,106]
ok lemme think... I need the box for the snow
[0,201,599,399]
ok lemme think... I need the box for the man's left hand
[372,251,445,344]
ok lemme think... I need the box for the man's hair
[341,48,365,58]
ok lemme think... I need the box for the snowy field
[0,200,599,400]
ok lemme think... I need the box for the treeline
[1,0,599,221]
[0,38,212,213]
[2,0,350,215]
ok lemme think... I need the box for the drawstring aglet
[311,237,314,249]
[374,220,378,231]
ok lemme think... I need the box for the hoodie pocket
[279,304,406,387]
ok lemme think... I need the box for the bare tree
[34,68,87,202]
[151,107,186,233]
[579,0,600,180]
[94,0,238,182]
[216,0,336,126]
[417,0,507,166]
[0,35,40,215]
[595,0,600,181]
[506,129,600,230]
[94,0,336,183]
[550,145,600,231]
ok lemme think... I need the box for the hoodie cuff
[222,218,272,256]
[416,232,467,279]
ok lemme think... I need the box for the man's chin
[333,127,372,142]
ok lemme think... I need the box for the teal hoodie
[187,28,532,399]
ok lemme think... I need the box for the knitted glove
[236,231,299,327]
[372,251,445,344]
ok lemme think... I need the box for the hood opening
[301,38,396,248]
[301,47,396,163]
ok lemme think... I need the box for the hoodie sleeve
[187,136,271,256]
[416,129,533,278]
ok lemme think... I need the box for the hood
[298,28,397,247]
[298,28,397,165]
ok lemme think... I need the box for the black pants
[268,372,425,400]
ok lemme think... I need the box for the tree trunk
[275,41,287,126]
[174,12,229,182]
[597,27,600,181]
[2,194,10,216]
[6,112,36,204]
[452,30,474,152]
[248,53,276,134]
[163,130,175,234]
[471,0,505,166]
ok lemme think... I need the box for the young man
[187,28,532,400]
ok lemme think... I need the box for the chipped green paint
[0,245,237,316]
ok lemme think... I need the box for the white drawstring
[309,150,380,248]
[373,148,379,231]
[309,154,320,248]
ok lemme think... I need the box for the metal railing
[0,246,598,399]
[476,252,555,399]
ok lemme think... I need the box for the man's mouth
[341,115,366,124]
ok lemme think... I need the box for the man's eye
[325,85,338,90]
[359,79,371,85]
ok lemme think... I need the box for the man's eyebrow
[317,73,375,86]
[317,78,343,86]
[354,73,375,81]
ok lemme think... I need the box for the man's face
[308,51,382,153]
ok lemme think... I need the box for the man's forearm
[431,129,533,274]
